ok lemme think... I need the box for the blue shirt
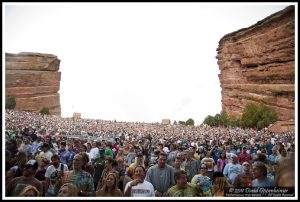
[252,177,274,187]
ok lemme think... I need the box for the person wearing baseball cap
[6,159,43,196]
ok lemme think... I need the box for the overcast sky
[3,3,293,125]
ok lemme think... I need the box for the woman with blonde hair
[19,185,41,197]
[57,183,79,197]
[96,172,123,197]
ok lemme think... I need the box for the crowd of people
[4,109,296,197]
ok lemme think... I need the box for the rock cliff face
[216,6,295,121]
[5,52,61,115]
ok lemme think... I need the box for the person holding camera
[44,154,68,196]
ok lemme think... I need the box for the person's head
[220,151,226,159]
[242,161,251,173]
[58,183,79,197]
[51,154,60,167]
[80,144,87,152]
[174,170,188,189]
[39,157,50,168]
[174,156,182,168]
[200,163,208,174]
[252,161,267,179]
[157,143,163,150]
[213,177,231,193]
[14,151,27,166]
[60,141,66,149]
[136,152,144,164]
[41,143,50,152]
[242,147,247,153]
[104,172,119,191]
[275,158,295,187]
[99,148,105,156]
[19,185,40,197]
[232,155,238,164]
[256,153,268,163]
[72,154,84,171]
[157,152,167,168]
[23,160,39,177]
[104,158,115,169]
[92,141,97,148]
[79,152,89,166]
[134,165,146,182]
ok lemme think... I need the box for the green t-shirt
[166,183,200,197]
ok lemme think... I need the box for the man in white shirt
[124,165,155,197]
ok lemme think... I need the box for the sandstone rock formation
[5,52,61,115]
[216,6,295,121]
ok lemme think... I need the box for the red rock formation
[216,6,295,122]
[5,52,61,115]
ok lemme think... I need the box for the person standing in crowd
[6,139,19,159]
[36,143,53,163]
[267,147,278,165]
[124,165,155,197]
[96,172,123,196]
[184,151,200,182]
[223,155,243,184]
[238,147,252,164]
[125,152,145,180]
[145,153,175,197]
[97,158,119,191]
[125,144,136,166]
[93,148,106,190]
[80,152,95,177]
[44,154,68,196]
[19,137,32,159]
[31,136,43,158]
[6,159,43,196]
[58,141,70,166]
[191,163,212,197]
[167,143,179,166]
[6,151,27,182]
[252,161,274,187]
[66,143,76,169]
[233,161,253,187]
[217,152,228,173]
[61,154,95,196]
[173,156,183,172]
[89,141,99,164]
[166,170,200,197]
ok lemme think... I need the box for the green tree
[178,121,186,125]
[186,118,194,126]
[173,120,177,125]
[40,107,50,115]
[203,115,216,126]
[228,115,240,127]
[240,102,277,129]
[5,95,16,109]
[214,113,221,126]
[219,111,229,126]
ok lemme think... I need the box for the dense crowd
[4,109,296,197]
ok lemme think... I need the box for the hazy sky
[3,3,293,124]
